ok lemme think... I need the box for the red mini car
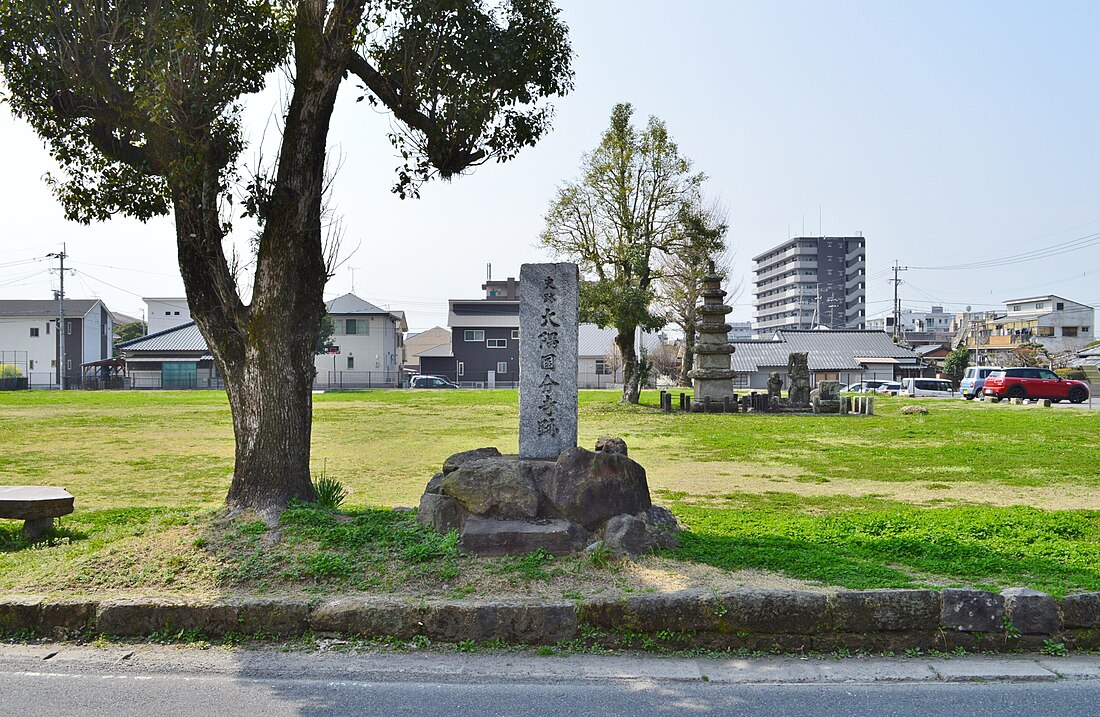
[983,368,1090,403]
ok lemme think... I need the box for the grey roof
[116,321,208,353]
[578,324,663,358]
[731,329,923,372]
[110,311,142,326]
[326,293,389,315]
[914,344,948,356]
[0,298,103,318]
[414,342,453,358]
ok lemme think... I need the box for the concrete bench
[0,486,75,540]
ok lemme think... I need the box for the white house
[959,294,1095,361]
[144,297,192,334]
[316,293,407,388]
[577,324,664,389]
[0,298,115,387]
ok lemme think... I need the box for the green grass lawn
[2,389,1099,597]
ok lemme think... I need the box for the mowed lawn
[2,389,1100,597]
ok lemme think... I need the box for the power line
[910,231,1100,271]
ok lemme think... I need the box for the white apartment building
[866,306,955,335]
[752,236,866,334]
[959,294,1095,360]
[0,298,115,387]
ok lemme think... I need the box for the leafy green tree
[541,103,704,403]
[315,316,336,356]
[943,344,970,387]
[113,321,146,347]
[0,364,23,379]
[0,0,572,517]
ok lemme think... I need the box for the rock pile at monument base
[417,440,679,558]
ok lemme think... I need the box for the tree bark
[679,317,696,387]
[616,328,640,404]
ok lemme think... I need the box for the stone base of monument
[416,441,680,559]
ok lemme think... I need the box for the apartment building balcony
[753,258,818,284]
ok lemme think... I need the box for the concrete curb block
[3,588,1099,651]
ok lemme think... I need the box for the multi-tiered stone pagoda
[688,263,736,411]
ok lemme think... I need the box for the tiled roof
[731,330,923,372]
[326,293,389,315]
[116,322,208,352]
[0,299,103,317]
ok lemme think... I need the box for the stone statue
[767,372,783,411]
[788,352,811,408]
[812,380,842,414]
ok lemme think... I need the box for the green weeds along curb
[4,588,1100,653]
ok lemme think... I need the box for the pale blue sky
[2,0,1098,331]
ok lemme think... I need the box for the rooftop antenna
[819,205,822,237]
[487,262,492,281]
[348,266,361,294]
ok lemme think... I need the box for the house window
[50,360,56,368]
[1083,327,1091,333]
[165,311,171,315]
[66,360,72,370]
[1063,327,1078,337]
[46,322,50,334]
[29,360,35,370]
[487,339,507,349]
[457,362,464,377]
[66,321,72,335]
[511,329,520,340]
[595,359,611,375]
[347,356,355,369]
[497,362,508,374]
[1035,303,1044,310]
[1057,302,1065,310]
[346,319,357,335]
[464,330,485,342]
[29,327,39,337]
[1013,305,1021,312]
[1036,326,1054,337]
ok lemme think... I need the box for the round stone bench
[0,486,75,540]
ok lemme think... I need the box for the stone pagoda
[688,263,737,410]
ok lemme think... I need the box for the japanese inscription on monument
[519,262,579,459]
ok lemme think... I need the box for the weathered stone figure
[788,352,811,408]
[766,371,783,411]
[812,380,842,414]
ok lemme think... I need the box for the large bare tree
[0,0,572,518]
[655,198,731,386]
[540,103,702,404]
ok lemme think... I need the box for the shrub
[312,475,347,510]
[1055,368,1087,381]
[0,364,23,378]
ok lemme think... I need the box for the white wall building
[145,297,192,334]
[316,294,407,387]
[0,298,115,387]
[866,306,955,334]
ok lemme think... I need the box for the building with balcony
[752,236,866,335]
[955,295,1094,364]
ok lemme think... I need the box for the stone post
[519,263,579,459]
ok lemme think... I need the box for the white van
[900,378,955,398]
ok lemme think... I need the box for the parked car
[842,380,888,393]
[874,381,903,396]
[900,377,955,398]
[409,375,458,389]
[959,365,1003,400]
[982,368,1090,404]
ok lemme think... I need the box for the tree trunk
[616,328,640,404]
[679,318,696,387]
[170,5,350,518]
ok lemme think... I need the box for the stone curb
[3,588,1099,651]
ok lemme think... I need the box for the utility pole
[889,260,908,342]
[47,244,69,390]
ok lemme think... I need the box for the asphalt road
[3,645,1100,717]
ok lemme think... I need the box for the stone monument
[416,262,679,558]
[788,352,811,409]
[689,263,737,410]
[519,263,579,459]
[812,380,842,414]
